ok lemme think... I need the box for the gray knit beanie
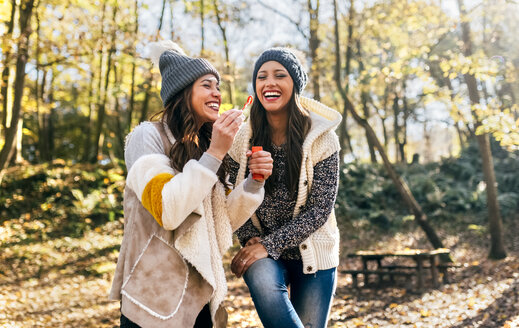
[252,47,308,94]
[149,41,220,107]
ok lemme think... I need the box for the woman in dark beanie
[109,40,273,328]
[228,47,341,328]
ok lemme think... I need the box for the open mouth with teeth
[263,91,281,101]
[207,102,220,111]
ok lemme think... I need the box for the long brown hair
[153,84,229,186]
[250,90,311,195]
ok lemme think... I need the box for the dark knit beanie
[158,49,220,107]
[252,47,308,94]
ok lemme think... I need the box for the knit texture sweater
[229,147,339,261]
[228,96,342,274]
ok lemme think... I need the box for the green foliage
[0,161,125,242]
[336,140,519,228]
[336,162,405,229]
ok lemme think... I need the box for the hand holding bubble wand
[218,95,253,116]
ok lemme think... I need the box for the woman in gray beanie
[109,40,273,328]
[228,47,341,328]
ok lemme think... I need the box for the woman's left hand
[231,243,268,278]
[247,150,273,182]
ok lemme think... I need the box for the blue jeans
[243,258,336,328]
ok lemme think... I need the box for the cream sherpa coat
[110,121,265,327]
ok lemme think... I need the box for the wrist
[206,147,226,161]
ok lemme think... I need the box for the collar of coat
[229,96,341,166]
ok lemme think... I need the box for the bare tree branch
[256,0,308,39]
[37,53,91,67]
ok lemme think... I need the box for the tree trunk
[169,0,175,40]
[380,112,388,150]
[0,0,35,174]
[137,0,166,124]
[48,106,55,162]
[93,3,118,162]
[457,0,506,259]
[401,81,409,163]
[212,0,234,104]
[83,0,107,162]
[1,0,17,139]
[333,0,355,161]
[37,70,47,161]
[127,0,139,133]
[363,96,377,163]
[200,0,205,55]
[113,64,125,158]
[41,71,55,162]
[423,122,432,162]
[82,70,95,162]
[308,0,320,101]
[355,39,377,162]
[381,86,390,149]
[7,118,24,165]
[114,96,125,158]
[393,93,400,162]
[35,10,43,161]
[157,0,167,33]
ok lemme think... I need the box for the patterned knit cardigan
[228,96,342,274]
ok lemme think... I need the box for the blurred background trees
[1,0,518,259]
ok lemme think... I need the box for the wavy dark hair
[152,84,229,187]
[250,90,311,196]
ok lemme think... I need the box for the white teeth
[264,92,281,97]
[207,102,219,109]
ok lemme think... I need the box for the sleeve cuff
[243,173,265,193]
[199,152,222,173]
[261,238,281,260]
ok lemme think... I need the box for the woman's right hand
[247,150,273,182]
[231,242,268,278]
[207,109,244,160]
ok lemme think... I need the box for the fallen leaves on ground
[1,218,518,327]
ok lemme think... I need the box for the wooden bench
[383,262,460,283]
[341,269,414,288]
[345,249,453,291]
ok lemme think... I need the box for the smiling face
[190,74,221,125]
[255,61,294,114]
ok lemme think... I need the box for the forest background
[1,0,519,327]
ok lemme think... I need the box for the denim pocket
[122,235,188,319]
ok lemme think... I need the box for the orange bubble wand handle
[251,146,263,180]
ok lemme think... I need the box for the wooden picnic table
[343,248,452,291]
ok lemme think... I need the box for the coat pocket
[121,234,188,319]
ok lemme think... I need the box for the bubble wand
[218,95,253,116]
